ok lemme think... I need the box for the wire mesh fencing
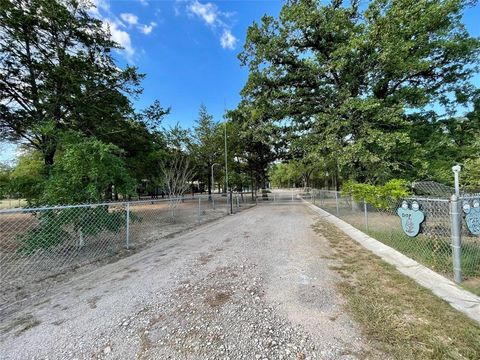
[302,189,480,285]
[255,188,303,204]
[0,193,255,309]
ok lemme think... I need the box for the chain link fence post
[126,202,130,249]
[212,196,215,210]
[450,194,462,283]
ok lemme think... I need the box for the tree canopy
[0,0,171,203]
[2,0,480,206]
[237,0,480,185]
[0,0,146,165]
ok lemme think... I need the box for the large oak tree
[238,0,480,183]
[0,0,143,166]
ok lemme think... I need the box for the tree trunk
[43,139,56,167]
[44,150,55,166]
[105,184,113,201]
[207,164,212,196]
[250,172,255,200]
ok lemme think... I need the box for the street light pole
[224,121,228,197]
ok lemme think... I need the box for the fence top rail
[313,189,451,203]
[460,195,480,200]
[0,192,254,214]
[406,196,450,203]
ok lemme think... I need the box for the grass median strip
[313,219,480,360]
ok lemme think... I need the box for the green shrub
[19,138,139,252]
[343,179,411,210]
[21,211,68,253]
[20,206,134,253]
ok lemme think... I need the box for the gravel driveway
[0,204,376,359]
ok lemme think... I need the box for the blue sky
[1,0,479,163]
[98,0,284,126]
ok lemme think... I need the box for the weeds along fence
[301,190,480,286]
[0,193,255,301]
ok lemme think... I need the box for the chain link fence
[0,193,255,310]
[301,189,480,287]
[255,188,303,204]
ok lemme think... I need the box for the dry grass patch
[313,220,480,360]
[463,278,480,297]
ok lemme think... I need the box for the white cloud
[182,1,237,51]
[103,20,135,61]
[174,3,181,16]
[138,22,157,35]
[138,0,149,6]
[220,29,237,50]
[87,0,110,17]
[86,1,138,62]
[120,13,138,26]
[187,0,218,25]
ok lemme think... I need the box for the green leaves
[41,138,136,205]
[7,151,46,202]
[190,104,223,193]
[18,138,137,252]
[20,205,130,253]
[343,179,411,210]
[237,0,480,184]
[0,0,147,166]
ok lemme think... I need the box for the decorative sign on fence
[463,201,480,235]
[397,201,425,237]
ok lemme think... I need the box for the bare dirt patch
[198,253,214,265]
[87,296,101,309]
[205,291,231,307]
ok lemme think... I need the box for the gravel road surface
[1,204,376,359]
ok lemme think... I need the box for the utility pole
[224,120,229,210]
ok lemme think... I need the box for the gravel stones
[1,204,373,359]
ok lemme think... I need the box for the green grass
[365,228,480,280]
[463,279,480,297]
[323,206,480,295]
[313,220,480,360]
